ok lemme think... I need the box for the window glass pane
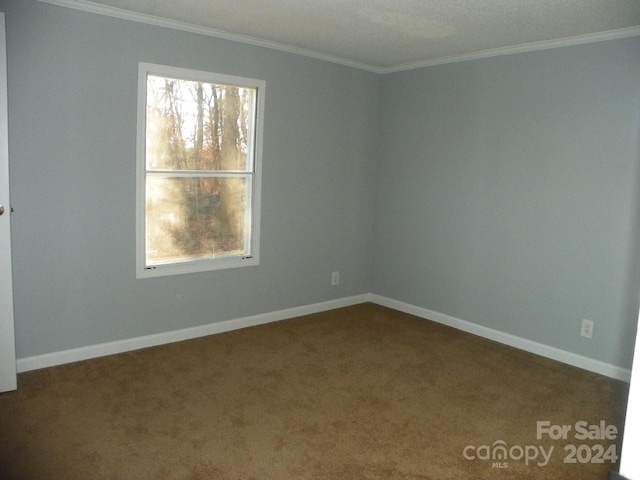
[145,176,249,266]
[146,74,254,172]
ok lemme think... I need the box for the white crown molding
[37,0,382,73]
[380,26,640,73]
[39,0,640,74]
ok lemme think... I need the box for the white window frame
[136,63,265,278]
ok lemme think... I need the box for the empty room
[1,0,640,479]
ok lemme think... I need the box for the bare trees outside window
[137,64,264,278]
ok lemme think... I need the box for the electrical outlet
[331,271,340,286]
[581,319,594,339]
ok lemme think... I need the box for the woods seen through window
[137,64,264,278]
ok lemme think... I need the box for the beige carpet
[0,303,629,479]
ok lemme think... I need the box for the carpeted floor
[0,303,629,479]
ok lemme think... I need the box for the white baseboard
[16,294,370,373]
[17,292,632,382]
[368,294,632,383]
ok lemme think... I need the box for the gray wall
[3,0,378,358]
[4,0,640,370]
[373,38,640,368]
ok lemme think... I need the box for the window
[136,63,264,278]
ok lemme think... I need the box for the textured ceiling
[43,0,640,71]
